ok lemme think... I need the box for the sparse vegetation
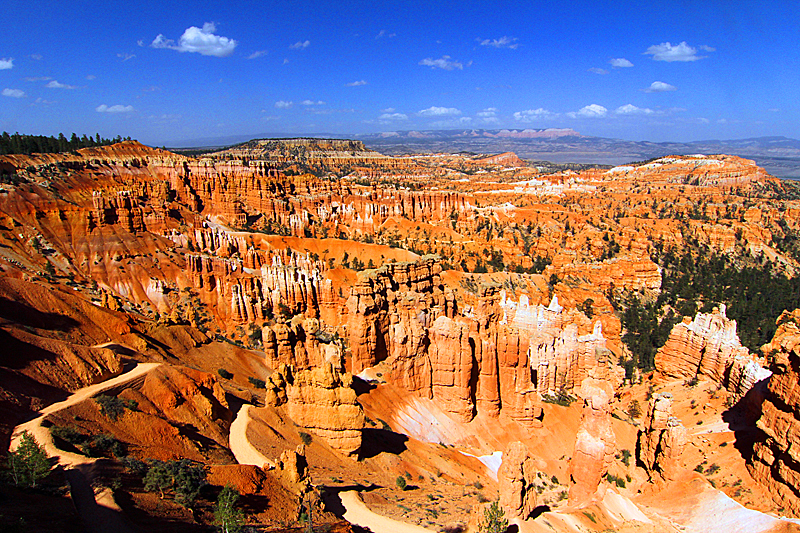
[299,432,313,446]
[95,394,137,421]
[396,475,408,490]
[479,500,508,533]
[217,368,233,380]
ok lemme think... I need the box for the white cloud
[378,112,408,121]
[0,58,13,70]
[418,106,461,116]
[2,88,25,98]
[643,81,677,93]
[46,80,77,89]
[29,54,42,61]
[375,30,396,39]
[419,55,463,70]
[645,41,704,62]
[248,50,268,59]
[699,45,716,52]
[283,58,289,64]
[151,22,237,57]
[588,67,608,75]
[274,100,293,109]
[609,58,633,68]
[23,76,51,82]
[346,80,367,87]
[567,104,608,118]
[477,107,497,117]
[513,108,556,122]
[479,36,519,49]
[117,53,136,61]
[615,104,654,115]
[382,107,396,113]
[96,104,134,113]
[301,99,325,105]
[289,40,311,50]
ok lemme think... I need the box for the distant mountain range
[168,129,800,179]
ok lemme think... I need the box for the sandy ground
[339,490,437,533]
[229,404,276,469]
[9,362,161,533]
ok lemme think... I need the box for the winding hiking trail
[228,404,436,533]
[9,361,161,533]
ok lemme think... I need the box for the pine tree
[213,484,244,533]
[8,431,50,488]
[479,500,508,533]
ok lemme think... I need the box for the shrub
[248,377,266,389]
[396,476,407,490]
[479,500,508,533]
[143,459,207,506]
[620,449,632,467]
[299,432,312,446]
[218,368,233,380]
[95,394,133,420]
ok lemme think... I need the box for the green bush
[217,368,233,380]
[95,394,135,420]
[143,459,207,506]
[8,431,50,488]
[248,377,266,389]
[395,476,407,490]
[479,500,508,533]
[299,432,312,446]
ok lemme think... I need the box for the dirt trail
[228,404,275,468]
[339,491,437,533]
[229,404,436,532]
[9,362,161,533]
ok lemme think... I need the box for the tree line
[0,131,131,155]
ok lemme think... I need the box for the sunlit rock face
[749,310,800,516]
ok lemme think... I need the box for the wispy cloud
[0,58,13,70]
[588,67,608,75]
[609,58,633,68]
[478,36,519,49]
[615,104,654,115]
[23,76,51,82]
[289,40,311,50]
[477,108,497,117]
[301,99,325,106]
[346,80,367,87]
[419,56,464,70]
[375,30,396,39]
[117,53,136,62]
[513,108,556,122]
[643,81,677,93]
[96,104,134,113]
[151,22,237,57]
[248,50,268,59]
[29,54,42,60]
[645,41,706,62]
[418,106,461,116]
[46,80,78,89]
[2,88,25,98]
[274,100,293,109]
[566,104,607,118]
[699,45,716,52]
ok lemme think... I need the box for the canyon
[2,138,800,532]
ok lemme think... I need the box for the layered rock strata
[749,310,800,516]
[266,363,364,455]
[637,393,687,482]
[655,306,770,399]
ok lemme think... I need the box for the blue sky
[1,0,798,145]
